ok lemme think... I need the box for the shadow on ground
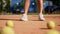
[0,19,20,21]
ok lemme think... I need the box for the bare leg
[24,0,30,14]
[37,0,43,14]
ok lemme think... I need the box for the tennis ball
[6,20,14,27]
[47,21,55,29]
[46,30,59,34]
[1,26,15,34]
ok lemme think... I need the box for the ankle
[39,13,43,15]
[23,13,27,15]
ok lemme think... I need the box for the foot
[39,14,45,21]
[21,14,28,21]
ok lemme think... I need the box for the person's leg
[21,0,30,21]
[24,0,30,15]
[37,0,45,20]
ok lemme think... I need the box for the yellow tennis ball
[47,21,55,29]
[1,26,15,34]
[6,20,14,27]
[46,30,59,34]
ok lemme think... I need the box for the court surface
[0,15,60,34]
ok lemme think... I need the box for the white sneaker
[21,14,28,21]
[39,14,45,21]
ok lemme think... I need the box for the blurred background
[0,0,60,14]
